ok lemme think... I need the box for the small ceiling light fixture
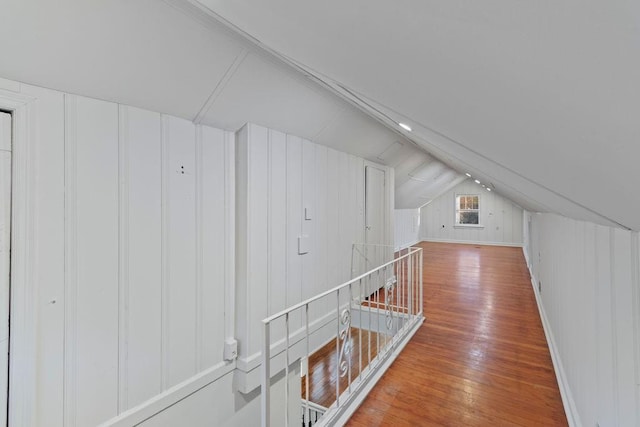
[465,173,471,177]
[486,188,491,192]
[399,122,412,132]
[474,179,481,184]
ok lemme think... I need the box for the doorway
[364,165,387,271]
[0,110,11,425]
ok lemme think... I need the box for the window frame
[454,193,483,228]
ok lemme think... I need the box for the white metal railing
[301,399,327,426]
[261,245,423,427]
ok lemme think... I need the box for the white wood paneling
[286,134,303,335]
[394,209,420,251]
[13,84,67,427]
[163,115,197,388]
[66,95,120,426]
[0,80,236,426]
[525,212,640,427]
[119,106,163,410]
[420,179,523,246]
[200,126,231,369]
[235,124,391,388]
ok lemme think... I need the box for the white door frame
[0,88,37,427]
[363,162,389,247]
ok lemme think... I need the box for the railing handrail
[300,399,328,412]
[262,246,422,324]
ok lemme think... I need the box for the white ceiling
[197,0,640,230]
[0,0,461,210]
[2,0,636,228]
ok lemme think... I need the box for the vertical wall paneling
[301,140,316,319]
[3,78,235,426]
[633,233,640,425]
[394,209,420,251]
[63,95,78,427]
[249,125,269,356]
[314,144,328,318]
[326,148,340,304]
[526,212,640,426]
[19,85,66,427]
[595,225,615,426]
[223,130,236,343]
[200,126,229,368]
[286,134,303,333]
[163,115,197,388]
[120,106,163,409]
[234,123,391,390]
[160,114,170,391]
[195,125,204,372]
[612,228,636,423]
[268,129,287,342]
[66,95,120,426]
[420,179,523,246]
[235,125,249,362]
[118,105,129,413]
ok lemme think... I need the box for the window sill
[454,224,484,229]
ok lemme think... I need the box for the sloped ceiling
[196,0,640,230]
[0,0,460,209]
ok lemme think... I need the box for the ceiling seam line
[193,48,249,125]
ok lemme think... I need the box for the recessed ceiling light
[486,188,491,192]
[474,179,481,184]
[481,184,486,188]
[399,122,412,132]
[465,173,471,177]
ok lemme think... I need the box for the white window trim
[454,193,484,228]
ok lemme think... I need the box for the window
[455,194,480,226]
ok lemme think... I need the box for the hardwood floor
[340,242,568,426]
[302,327,389,408]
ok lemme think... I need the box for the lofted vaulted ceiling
[1,0,637,228]
[196,0,640,230]
[0,0,462,210]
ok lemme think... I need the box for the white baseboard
[99,361,235,427]
[522,247,581,427]
[420,237,523,248]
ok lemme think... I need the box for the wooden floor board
[343,242,568,426]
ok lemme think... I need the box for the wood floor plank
[343,242,567,426]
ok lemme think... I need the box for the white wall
[1,75,392,426]
[0,79,241,426]
[234,123,393,391]
[394,209,420,251]
[420,179,523,246]
[524,212,640,427]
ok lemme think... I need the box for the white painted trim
[522,245,580,427]
[420,238,523,248]
[193,49,249,124]
[223,131,235,342]
[453,224,484,229]
[98,360,235,427]
[0,88,38,427]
